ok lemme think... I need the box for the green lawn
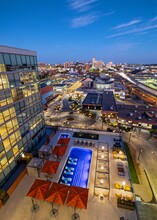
[124,143,139,184]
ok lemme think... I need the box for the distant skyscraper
[92,58,96,67]
[0,46,45,186]
[64,62,70,68]
[92,58,103,69]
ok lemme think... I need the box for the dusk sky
[1,0,157,64]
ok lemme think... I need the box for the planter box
[117,199,134,210]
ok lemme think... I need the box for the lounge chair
[69,157,78,162]
[68,161,77,165]
[60,181,70,186]
[64,170,74,175]
[65,166,74,171]
[62,176,72,182]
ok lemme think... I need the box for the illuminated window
[0,74,9,89]
[3,138,11,151]
[9,157,14,164]
[1,156,8,169]
[9,133,16,146]
[13,145,19,157]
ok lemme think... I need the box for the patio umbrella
[26,179,51,212]
[52,146,67,157]
[57,138,70,146]
[45,182,69,217]
[66,186,89,220]
[67,186,89,209]
[41,161,60,178]
[46,182,69,205]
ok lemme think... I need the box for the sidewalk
[122,134,153,203]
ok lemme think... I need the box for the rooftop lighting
[122,181,126,186]
[100,179,104,185]
[21,153,25,158]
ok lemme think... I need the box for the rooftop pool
[59,147,92,188]
[59,133,70,139]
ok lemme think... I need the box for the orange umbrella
[26,179,51,200]
[66,186,89,209]
[45,182,69,205]
[52,146,67,156]
[57,138,70,145]
[41,161,60,175]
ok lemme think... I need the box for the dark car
[107,128,113,132]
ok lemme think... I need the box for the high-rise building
[92,58,104,69]
[0,46,45,186]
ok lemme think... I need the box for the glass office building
[0,46,45,186]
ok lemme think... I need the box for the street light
[100,179,104,185]
[122,181,126,189]
[137,149,143,160]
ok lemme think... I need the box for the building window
[3,53,11,65]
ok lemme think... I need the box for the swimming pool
[59,147,92,188]
[59,133,70,139]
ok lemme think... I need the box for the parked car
[107,128,113,132]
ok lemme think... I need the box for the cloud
[106,42,137,51]
[150,16,157,22]
[71,13,99,27]
[68,0,97,12]
[103,10,115,16]
[107,23,157,38]
[113,19,141,29]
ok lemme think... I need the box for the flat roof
[117,104,157,124]
[82,93,103,106]
[102,91,118,112]
[0,45,36,56]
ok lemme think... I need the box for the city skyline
[0,0,157,64]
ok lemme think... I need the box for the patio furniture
[64,170,74,175]
[60,181,70,186]
[115,193,122,199]
[117,162,123,167]
[94,192,99,197]
[124,185,131,191]
[126,195,133,201]
[62,176,72,182]
[114,183,121,189]
[103,192,109,198]
[85,141,88,146]
[65,166,74,171]
[69,157,78,162]
[117,198,134,210]
[68,161,77,165]
[117,167,125,176]
[113,154,118,159]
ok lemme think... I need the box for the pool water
[59,147,92,188]
[59,133,70,139]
